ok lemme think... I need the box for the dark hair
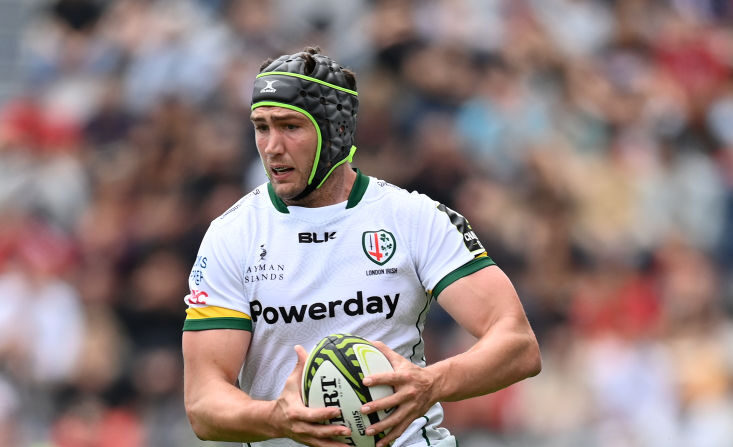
[259,46,357,91]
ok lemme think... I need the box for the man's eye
[286,124,299,130]
[255,125,268,132]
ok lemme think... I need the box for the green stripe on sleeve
[183,317,253,332]
[432,256,496,300]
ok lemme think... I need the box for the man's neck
[282,165,357,208]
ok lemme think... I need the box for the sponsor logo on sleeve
[187,289,208,305]
[189,255,208,285]
[436,203,485,256]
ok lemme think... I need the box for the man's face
[251,106,318,201]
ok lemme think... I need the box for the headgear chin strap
[251,52,359,200]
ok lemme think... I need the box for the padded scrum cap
[252,52,359,199]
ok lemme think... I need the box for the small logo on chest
[259,244,267,261]
[362,230,396,265]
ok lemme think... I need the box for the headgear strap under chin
[251,52,359,199]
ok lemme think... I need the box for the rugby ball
[302,334,395,447]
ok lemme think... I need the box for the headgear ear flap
[251,52,359,200]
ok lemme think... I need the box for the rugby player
[182,46,541,447]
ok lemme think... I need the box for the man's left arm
[361,265,541,447]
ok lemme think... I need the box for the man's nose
[262,129,285,155]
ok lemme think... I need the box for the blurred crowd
[1,0,733,446]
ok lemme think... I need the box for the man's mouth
[271,166,294,176]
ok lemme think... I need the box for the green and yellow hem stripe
[183,306,253,331]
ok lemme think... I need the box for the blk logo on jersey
[299,232,336,243]
[362,230,396,265]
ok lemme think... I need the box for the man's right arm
[182,329,352,445]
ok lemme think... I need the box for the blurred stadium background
[1,0,733,446]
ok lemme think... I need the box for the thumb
[292,345,308,375]
[291,345,309,400]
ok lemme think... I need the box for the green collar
[267,169,369,214]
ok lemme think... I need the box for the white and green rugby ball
[302,334,395,447]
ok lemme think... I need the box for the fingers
[359,342,436,446]
[371,341,406,365]
[359,380,412,446]
[365,406,401,435]
[297,433,355,447]
[362,341,405,388]
[282,345,348,432]
[282,398,352,445]
[362,371,398,388]
[375,415,411,447]
[366,404,426,447]
[277,346,357,446]
[298,405,343,423]
[291,419,351,439]
[361,391,402,415]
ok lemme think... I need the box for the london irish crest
[362,230,396,265]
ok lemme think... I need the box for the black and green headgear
[251,50,359,200]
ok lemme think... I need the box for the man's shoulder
[364,176,435,208]
[363,176,409,200]
[211,183,271,226]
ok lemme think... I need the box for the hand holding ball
[301,334,395,447]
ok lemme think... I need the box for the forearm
[426,317,541,403]
[185,379,279,442]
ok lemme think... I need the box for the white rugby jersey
[183,170,494,447]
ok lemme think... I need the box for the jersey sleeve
[182,220,252,331]
[410,194,495,299]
